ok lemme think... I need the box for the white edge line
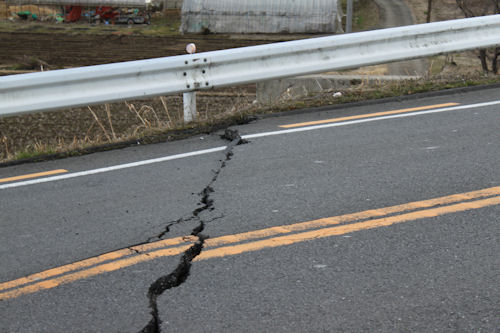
[0,146,227,190]
[241,100,500,139]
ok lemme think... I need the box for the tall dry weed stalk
[159,96,173,127]
[104,104,117,140]
[1,136,10,158]
[125,99,179,136]
[88,106,112,141]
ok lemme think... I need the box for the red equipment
[95,6,119,23]
[65,6,82,22]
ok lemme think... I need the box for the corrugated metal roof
[181,0,343,34]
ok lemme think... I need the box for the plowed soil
[0,31,295,68]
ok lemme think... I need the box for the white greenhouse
[181,0,344,34]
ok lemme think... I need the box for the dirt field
[0,31,297,69]
[0,87,256,160]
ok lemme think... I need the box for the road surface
[1,86,499,332]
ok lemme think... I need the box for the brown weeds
[159,96,173,127]
[88,106,112,142]
[105,104,117,140]
[1,136,10,159]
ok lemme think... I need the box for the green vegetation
[13,145,56,160]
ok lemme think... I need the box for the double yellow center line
[1,185,500,301]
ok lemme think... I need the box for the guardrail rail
[1,14,500,117]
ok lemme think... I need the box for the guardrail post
[183,43,197,123]
[183,91,196,122]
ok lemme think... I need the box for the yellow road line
[0,236,196,292]
[3,186,498,293]
[196,195,500,261]
[1,187,499,300]
[0,246,191,301]
[204,186,500,248]
[0,169,68,183]
[279,103,460,128]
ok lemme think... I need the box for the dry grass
[0,1,7,19]
[0,88,255,162]
[0,2,58,19]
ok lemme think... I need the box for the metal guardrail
[1,15,500,117]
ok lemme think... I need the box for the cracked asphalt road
[1,87,500,332]
[140,130,247,332]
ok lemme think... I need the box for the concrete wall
[256,75,421,104]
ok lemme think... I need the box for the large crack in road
[139,129,248,333]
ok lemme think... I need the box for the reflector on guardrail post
[183,43,197,123]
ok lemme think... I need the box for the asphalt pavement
[1,86,499,332]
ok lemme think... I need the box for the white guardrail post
[183,43,197,123]
[1,15,500,117]
[183,90,196,123]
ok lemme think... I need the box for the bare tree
[456,0,500,74]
